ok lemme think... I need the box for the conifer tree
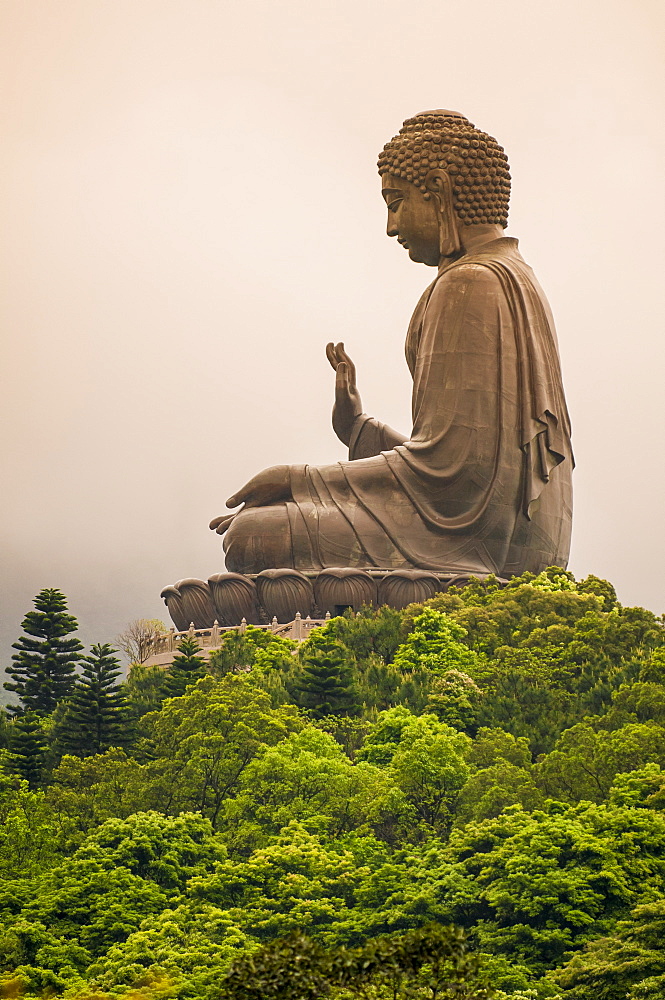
[5,588,83,716]
[125,662,168,718]
[54,644,133,757]
[9,712,48,788]
[162,636,207,698]
[296,634,359,718]
[0,709,11,751]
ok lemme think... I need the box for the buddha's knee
[223,504,294,574]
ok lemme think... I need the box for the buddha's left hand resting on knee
[209,464,293,535]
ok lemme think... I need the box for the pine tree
[125,662,168,718]
[296,634,359,718]
[0,710,11,751]
[54,644,133,757]
[5,588,83,716]
[162,637,207,698]
[9,712,48,788]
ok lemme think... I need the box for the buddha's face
[382,172,442,266]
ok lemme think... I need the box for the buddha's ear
[424,169,462,259]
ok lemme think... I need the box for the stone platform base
[160,567,507,630]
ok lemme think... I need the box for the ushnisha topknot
[378,109,511,228]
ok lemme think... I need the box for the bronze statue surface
[210,110,573,581]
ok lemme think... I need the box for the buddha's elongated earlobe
[425,169,462,259]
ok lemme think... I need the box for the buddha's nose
[387,220,399,238]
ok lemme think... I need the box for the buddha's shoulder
[440,237,521,285]
[433,256,506,296]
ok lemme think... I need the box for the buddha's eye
[388,199,403,212]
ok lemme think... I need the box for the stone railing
[144,612,329,668]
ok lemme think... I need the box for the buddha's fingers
[336,342,357,383]
[325,342,339,370]
[335,361,349,390]
[210,513,237,535]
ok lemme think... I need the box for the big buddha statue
[162,110,573,628]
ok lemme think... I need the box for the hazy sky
[2,0,664,671]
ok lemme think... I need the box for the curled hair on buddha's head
[378,109,511,228]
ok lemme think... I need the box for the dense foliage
[1,568,665,998]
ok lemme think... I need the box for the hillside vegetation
[2,568,665,999]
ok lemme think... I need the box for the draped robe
[224,237,573,577]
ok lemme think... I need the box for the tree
[414,571,663,695]
[220,924,489,1000]
[8,712,48,788]
[162,637,207,699]
[600,681,665,730]
[49,748,148,835]
[348,653,431,715]
[456,728,543,824]
[0,811,226,997]
[455,762,543,826]
[466,727,533,770]
[426,669,483,732]
[443,800,665,973]
[387,713,471,834]
[193,822,370,941]
[296,634,359,718]
[116,618,167,665]
[47,679,302,835]
[0,782,74,880]
[4,589,83,715]
[470,646,578,756]
[53,644,133,758]
[576,573,619,612]
[357,704,424,766]
[208,626,295,677]
[220,930,330,1000]
[393,608,482,676]
[220,727,397,853]
[357,708,471,835]
[534,721,665,803]
[88,901,248,1000]
[323,605,405,664]
[609,762,665,810]
[139,675,302,827]
[125,662,168,719]
[554,898,665,999]
[0,710,11,750]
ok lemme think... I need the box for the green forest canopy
[2,568,665,999]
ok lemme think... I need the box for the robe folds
[224,237,573,578]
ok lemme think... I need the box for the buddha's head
[378,110,510,266]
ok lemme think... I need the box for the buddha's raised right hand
[326,342,363,447]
